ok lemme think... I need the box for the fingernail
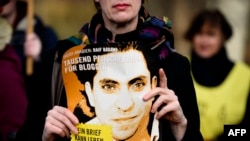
[73,129,78,134]
[140,94,147,102]
[151,109,155,113]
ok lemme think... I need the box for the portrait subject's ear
[152,76,157,89]
[85,82,95,107]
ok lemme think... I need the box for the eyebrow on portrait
[99,79,118,84]
[129,76,147,84]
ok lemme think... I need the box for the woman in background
[185,9,250,141]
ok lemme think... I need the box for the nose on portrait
[116,92,135,112]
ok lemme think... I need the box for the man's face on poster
[85,49,157,140]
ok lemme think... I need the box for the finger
[159,68,168,89]
[143,87,165,101]
[46,115,71,138]
[54,106,79,124]
[45,120,67,138]
[26,32,36,40]
[150,90,175,111]
[150,94,169,113]
[143,87,175,101]
[155,101,177,119]
[53,108,78,134]
[52,106,79,134]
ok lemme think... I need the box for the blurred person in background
[184,9,250,141]
[0,0,58,141]
[0,0,28,141]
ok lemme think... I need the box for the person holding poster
[42,0,203,141]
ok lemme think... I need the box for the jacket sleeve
[178,57,203,141]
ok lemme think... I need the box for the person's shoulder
[0,45,20,64]
[166,52,190,67]
[236,62,250,69]
[41,38,73,62]
[55,35,83,62]
[171,52,189,61]
[235,62,250,76]
[0,45,22,79]
[161,52,191,81]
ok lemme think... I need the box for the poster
[62,42,160,141]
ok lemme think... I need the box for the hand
[143,68,187,141]
[42,106,79,141]
[24,33,42,61]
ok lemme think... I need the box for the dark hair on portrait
[74,42,160,89]
[94,0,145,12]
[185,9,233,41]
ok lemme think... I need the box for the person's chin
[198,52,214,59]
[110,120,139,139]
[112,14,135,23]
[112,127,137,141]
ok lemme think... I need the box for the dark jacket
[0,45,28,141]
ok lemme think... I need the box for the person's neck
[103,17,138,40]
[191,47,234,87]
